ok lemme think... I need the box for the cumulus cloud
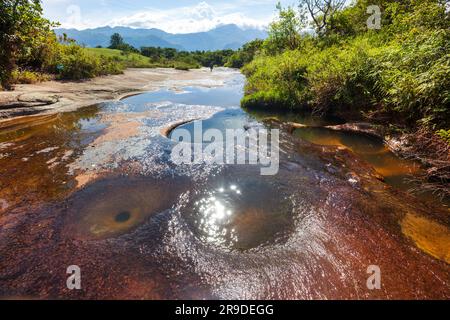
[108,2,269,33]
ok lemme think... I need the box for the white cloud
[103,2,269,33]
[44,0,275,32]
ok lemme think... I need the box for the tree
[109,33,138,53]
[0,0,54,89]
[109,33,125,49]
[299,0,346,35]
[226,39,264,68]
[266,3,304,53]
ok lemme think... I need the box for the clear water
[0,71,448,300]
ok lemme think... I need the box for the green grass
[85,48,201,70]
[85,48,154,68]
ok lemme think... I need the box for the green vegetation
[140,47,240,69]
[0,0,56,89]
[241,0,450,130]
[140,47,200,69]
[190,50,234,68]
[437,130,450,145]
[108,32,139,53]
[11,69,52,84]
[0,1,129,87]
[225,40,264,68]
[53,45,124,80]
[85,48,154,68]
[0,0,252,89]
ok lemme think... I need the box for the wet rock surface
[0,68,239,119]
[0,71,448,300]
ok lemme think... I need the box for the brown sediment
[285,122,384,140]
[75,171,101,189]
[71,111,165,189]
[387,127,450,200]
[321,123,449,200]
[0,121,449,299]
[287,121,309,130]
[290,124,424,187]
[91,111,153,142]
[0,114,59,137]
[371,156,421,177]
[89,112,151,146]
[101,110,164,122]
[305,135,344,148]
[401,213,450,264]
[93,120,141,145]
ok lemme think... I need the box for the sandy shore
[0,67,239,121]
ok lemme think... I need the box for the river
[0,69,448,299]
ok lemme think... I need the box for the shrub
[242,50,311,110]
[0,0,56,89]
[437,130,450,145]
[241,1,450,128]
[11,70,52,84]
[55,45,124,80]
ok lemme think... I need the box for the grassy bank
[86,48,203,70]
[85,48,154,68]
[9,45,203,86]
[241,0,449,131]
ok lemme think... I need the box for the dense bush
[242,0,450,129]
[0,0,56,89]
[55,45,124,80]
[11,69,52,84]
[242,50,310,110]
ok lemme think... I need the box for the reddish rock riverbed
[0,71,448,299]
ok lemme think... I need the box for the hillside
[85,48,153,68]
[55,24,268,51]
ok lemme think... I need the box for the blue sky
[42,0,296,33]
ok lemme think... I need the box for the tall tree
[299,0,346,35]
[109,33,125,49]
[266,3,304,53]
[0,0,54,89]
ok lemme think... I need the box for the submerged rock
[325,122,384,140]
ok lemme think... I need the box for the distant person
[209,63,214,72]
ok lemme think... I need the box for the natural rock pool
[0,70,448,299]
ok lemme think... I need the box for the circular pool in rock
[180,172,296,251]
[64,176,190,240]
[168,108,253,143]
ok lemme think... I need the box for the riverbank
[281,120,449,203]
[0,67,239,120]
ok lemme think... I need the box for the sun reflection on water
[185,178,295,251]
[195,185,243,248]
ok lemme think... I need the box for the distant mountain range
[55,24,268,52]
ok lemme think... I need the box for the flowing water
[0,70,449,300]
